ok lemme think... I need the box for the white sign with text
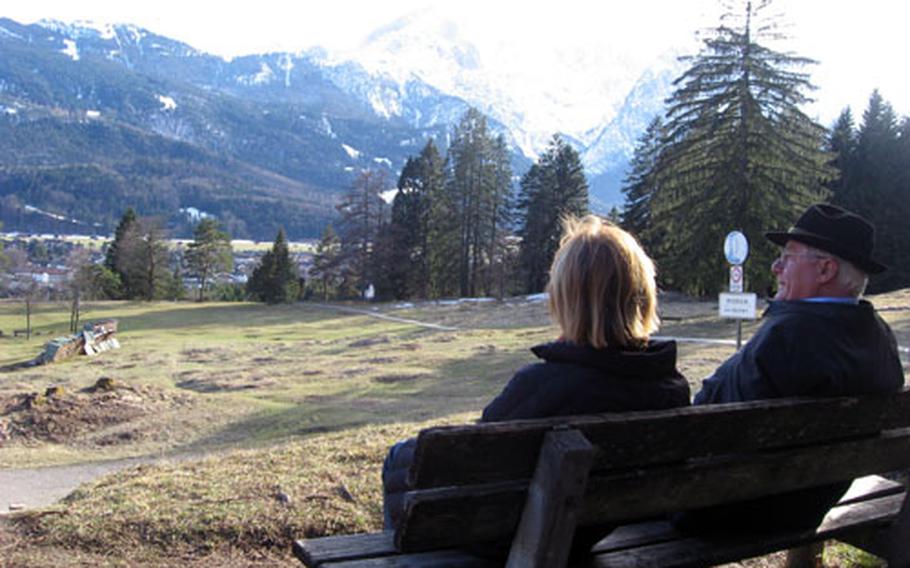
[719,292,757,319]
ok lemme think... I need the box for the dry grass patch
[0,383,194,448]
[5,415,474,563]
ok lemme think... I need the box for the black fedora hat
[765,203,886,274]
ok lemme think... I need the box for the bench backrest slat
[410,390,910,488]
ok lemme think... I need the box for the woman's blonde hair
[547,215,659,349]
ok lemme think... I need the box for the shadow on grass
[105,302,352,335]
[170,346,533,455]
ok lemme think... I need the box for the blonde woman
[383,215,689,533]
[482,215,689,421]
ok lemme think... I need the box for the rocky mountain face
[0,16,677,239]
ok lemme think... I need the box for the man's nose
[771,257,783,273]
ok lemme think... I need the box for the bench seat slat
[320,549,498,567]
[589,476,904,556]
[589,492,905,568]
[293,532,395,567]
[411,390,910,488]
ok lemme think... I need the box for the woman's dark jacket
[382,339,690,530]
[677,299,905,534]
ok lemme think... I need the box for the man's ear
[817,257,839,284]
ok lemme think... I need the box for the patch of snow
[393,302,415,309]
[436,297,497,306]
[373,157,392,168]
[0,26,22,40]
[72,20,117,40]
[61,39,79,61]
[344,166,355,172]
[342,144,361,159]
[379,189,398,204]
[237,62,275,86]
[279,53,294,87]
[157,95,177,111]
[524,292,549,303]
[320,115,337,138]
[399,139,414,146]
[23,205,88,226]
[3,107,18,115]
[85,110,101,119]
[180,207,212,222]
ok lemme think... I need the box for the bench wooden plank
[588,476,904,556]
[320,549,497,567]
[410,390,910,488]
[294,532,396,567]
[398,428,910,550]
[588,492,906,568]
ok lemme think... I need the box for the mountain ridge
[0,16,676,237]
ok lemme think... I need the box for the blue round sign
[724,231,749,265]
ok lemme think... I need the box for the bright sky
[3,0,908,126]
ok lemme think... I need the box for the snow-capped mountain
[313,7,687,205]
[0,13,684,238]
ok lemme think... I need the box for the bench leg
[879,490,910,567]
[505,428,594,568]
[840,490,910,567]
[784,542,823,568]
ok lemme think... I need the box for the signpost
[721,231,753,349]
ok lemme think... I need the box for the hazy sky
[3,0,908,125]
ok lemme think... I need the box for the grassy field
[1,293,907,566]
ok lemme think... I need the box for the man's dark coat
[680,299,905,533]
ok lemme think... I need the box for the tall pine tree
[310,224,342,302]
[446,108,514,297]
[517,135,589,293]
[649,0,832,295]
[336,169,388,298]
[186,218,233,301]
[621,117,665,243]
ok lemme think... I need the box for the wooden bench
[294,389,910,567]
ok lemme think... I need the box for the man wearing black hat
[677,203,905,535]
[695,203,903,404]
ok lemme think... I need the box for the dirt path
[313,303,459,331]
[0,456,159,512]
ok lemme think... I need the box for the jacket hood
[531,340,679,380]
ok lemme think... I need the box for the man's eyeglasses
[773,252,832,266]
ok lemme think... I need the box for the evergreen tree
[115,217,171,301]
[851,91,905,292]
[826,108,858,208]
[336,169,388,298]
[310,224,342,301]
[186,218,233,301]
[247,228,299,304]
[0,222,8,275]
[385,140,448,299]
[445,108,514,297]
[104,208,138,298]
[424,142,461,299]
[648,0,833,295]
[621,117,665,242]
[517,135,589,293]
